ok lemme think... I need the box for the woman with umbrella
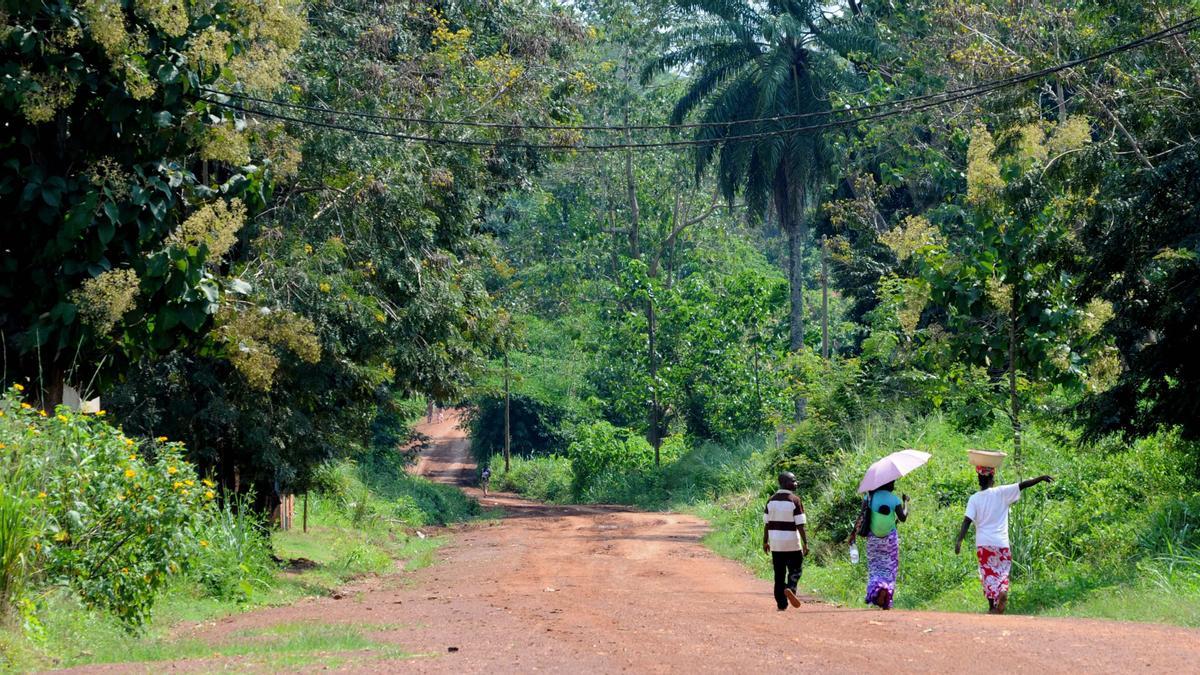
[849,450,930,609]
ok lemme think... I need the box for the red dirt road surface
[80,411,1200,673]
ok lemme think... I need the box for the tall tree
[646,0,875,420]
[0,0,305,405]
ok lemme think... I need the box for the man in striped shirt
[762,471,809,610]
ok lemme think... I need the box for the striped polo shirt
[763,489,807,552]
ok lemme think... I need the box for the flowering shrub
[0,385,212,629]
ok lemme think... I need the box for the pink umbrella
[857,449,932,493]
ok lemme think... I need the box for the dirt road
[122,413,1200,673]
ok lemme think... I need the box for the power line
[195,66,1043,151]
[201,16,1200,134]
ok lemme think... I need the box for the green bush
[488,454,574,503]
[567,421,655,496]
[0,386,212,629]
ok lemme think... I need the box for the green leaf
[103,201,121,224]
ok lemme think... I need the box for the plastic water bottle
[849,544,860,564]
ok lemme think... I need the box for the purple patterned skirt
[865,529,899,608]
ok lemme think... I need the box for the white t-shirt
[965,483,1021,548]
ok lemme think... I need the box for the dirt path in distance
[84,410,1200,673]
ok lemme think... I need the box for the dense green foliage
[0,386,213,629]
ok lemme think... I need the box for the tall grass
[0,493,31,619]
[190,494,275,602]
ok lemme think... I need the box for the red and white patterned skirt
[976,546,1012,600]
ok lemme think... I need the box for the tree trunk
[647,296,662,464]
[753,346,762,423]
[1008,289,1022,466]
[503,350,511,474]
[624,110,640,260]
[786,220,807,421]
[821,237,829,360]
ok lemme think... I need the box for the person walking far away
[762,471,809,610]
[849,480,909,609]
[954,466,1053,614]
[481,467,491,496]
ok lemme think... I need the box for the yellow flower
[156,436,168,443]
[304,244,313,254]
[12,383,23,392]
[184,479,194,487]
[37,492,46,499]
[54,531,69,542]
[180,489,189,496]
[205,490,215,500]
[201,478,216,488]
[125,468,137,479]
[199,539,208,547]
[38,410,47,417]
[0,443,5,450]
[96,410,106,416]
[167,466,178,475]
[173,481,183,489]
[117,493,126,501]
[20,403,31,409]
[123,437,134,447]
[129,454,137,461]
[56,414,69,422]
[374,312,386,323]
[0,410,5,417]
[319,282,331,293]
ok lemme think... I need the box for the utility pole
[503,348,511,473]
[821,237,830,360]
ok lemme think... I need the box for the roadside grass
[1,463,475,671]
[23,596,412,670]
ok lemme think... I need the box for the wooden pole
[303,492,308,533]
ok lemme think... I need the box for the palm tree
[645,0,874,420]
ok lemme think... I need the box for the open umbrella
[857,449,932,493]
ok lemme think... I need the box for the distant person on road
[426,399,436,425]
[481,467,491,496]
[849,480,909,609]
[954,467,1054,614]
[763,471,809,610]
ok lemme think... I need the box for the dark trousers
[771,550,804,609]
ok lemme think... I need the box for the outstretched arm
[763,524,770,554]
[954,517,972,555]
[1018,475,1055,491]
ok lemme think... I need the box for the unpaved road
[89,412,1200,673]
